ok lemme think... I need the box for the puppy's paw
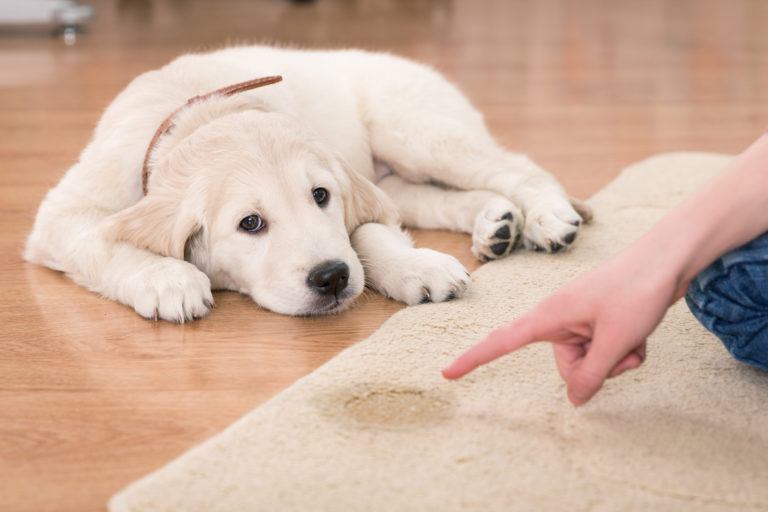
[522,198,583,253]
[471,198,523,262]
[380,249,470,305]
[128,258,214,322]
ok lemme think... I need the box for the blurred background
[2,2,768,511]
[4,0,768,196]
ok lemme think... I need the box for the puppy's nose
[307,260,350,296]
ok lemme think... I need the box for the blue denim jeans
[685,231,768,371]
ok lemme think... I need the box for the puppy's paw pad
[130,258,213,322]
[472,198,523,262]
[523,202,583,254]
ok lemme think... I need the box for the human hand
[442,248,682,405]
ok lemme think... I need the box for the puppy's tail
[569,196,594,224]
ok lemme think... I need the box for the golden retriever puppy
[25,46,590,322]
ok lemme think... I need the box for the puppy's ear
[333,158,400,231]
[104,193,200,260]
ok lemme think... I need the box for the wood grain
[1,1,767,510]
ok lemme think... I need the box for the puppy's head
[107,97,397,315]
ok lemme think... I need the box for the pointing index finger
[442,315,540,379]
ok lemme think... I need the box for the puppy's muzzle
[307,260,350,296]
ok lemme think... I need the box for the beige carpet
[110,153,768,512]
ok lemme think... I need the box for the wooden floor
[2,1,767,510]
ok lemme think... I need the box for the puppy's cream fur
[25,46,588,321]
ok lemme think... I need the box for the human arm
[442,134,768,405]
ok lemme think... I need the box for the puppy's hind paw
[471,198,523,262]
[522,200,583,253]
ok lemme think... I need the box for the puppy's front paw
[472,198,523,262]
[128,258,213,322]
[379,249,470,305]
[523,198,583,253]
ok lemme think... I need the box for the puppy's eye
[312,187,329,206]
[239,214,265,233]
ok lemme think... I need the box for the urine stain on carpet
[317,384,454,430]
